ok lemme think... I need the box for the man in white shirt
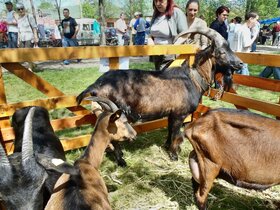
[115,13,127,46]
[232,11,259,75]
[5,0,18,48]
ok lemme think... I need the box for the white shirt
[150,15,172,45]
[129,18,136,35]
[115,18,127,36]
[231,24,252,52]
[6,10,18,33]
[18,14,37,42]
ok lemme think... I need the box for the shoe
[63,60,70,65]
[77,59,82,63]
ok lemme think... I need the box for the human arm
[5,11,17,26]
[174,7,187,34]
[28,15,39,45]
[72,19,79,39]
[133,18,139,30]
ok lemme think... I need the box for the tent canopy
[259,17,280,25]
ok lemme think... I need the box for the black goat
[0,106,66,210]
[76,26,243,164]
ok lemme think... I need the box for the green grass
[3,61,280,209]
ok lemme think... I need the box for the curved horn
[21,107,36,163]
[0,142,10,169]
[174,26,225,46]
[85,96,119,112]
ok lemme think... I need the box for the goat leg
[165,115,185,161]
[109,141,127,167]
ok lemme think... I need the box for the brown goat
[45,97,137,210]
[185,108,280,210]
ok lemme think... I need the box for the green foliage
[82,0,97,18]
[38,1,54,10]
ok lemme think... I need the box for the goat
[45,97,137,210]
[0,107,74,210]
[0,106,66,210]
[185,108,280,210]
[76,26,243,164]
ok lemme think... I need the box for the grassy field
[3,60,280,209]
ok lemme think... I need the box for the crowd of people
[0,0,279,78]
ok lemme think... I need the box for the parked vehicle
[76,18,100,46]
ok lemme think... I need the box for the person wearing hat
[4,0,18,48]
[129,12,139,45]
[16,3,39,48]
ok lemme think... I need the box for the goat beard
[214,68,233,92]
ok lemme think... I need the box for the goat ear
[109,110,122,123]
[36,154,79,176]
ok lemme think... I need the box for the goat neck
[81,114,112,169]
[191,48,213,93]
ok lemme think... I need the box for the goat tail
[76,86,97,105]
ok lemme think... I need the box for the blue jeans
[62,37,79,47]
[236,63,249,75]
[8,32,18,48]
[62,37,79,63]
[259,66,280,80]
[135,31,145,45]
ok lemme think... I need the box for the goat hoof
[117,159,127,167]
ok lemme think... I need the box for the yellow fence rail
[0,45,279,154]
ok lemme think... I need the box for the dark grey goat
[76,26,243,164]
[0,106,68,210]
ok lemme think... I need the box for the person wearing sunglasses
[185,0,208,50]
[210,5,230,40]
[16,3,38,48]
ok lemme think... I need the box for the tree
[99,0,106,45]
[53,0,62,22]
[38,1,54,10]
[82,0,97,18]
[29,0,37,23]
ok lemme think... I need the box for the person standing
[134,12,149,45]
[232,11,259,75]
[61,8,80,65]
[129,12,138,45]
[148,0,187,70]
[250,20,260,52]
[16,3,38,48]
[228,16,242,50]
[185,0,208,49]
[5,0,18,48]
[272,21,280,46]
[210,6,230,40]
[115,13,127,46]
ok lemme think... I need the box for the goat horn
[21,107,36,163]
[0,141,10,168]
[85,97,119,112]
[174,26,225,46]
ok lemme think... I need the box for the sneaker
[63,60,70,65]
[77,59,82,63]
